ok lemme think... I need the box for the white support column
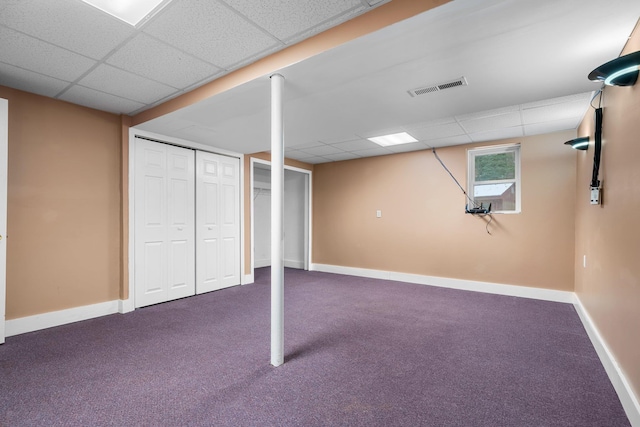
[270,73,285,367]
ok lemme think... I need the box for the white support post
[270,73,285,367]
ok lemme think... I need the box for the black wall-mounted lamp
[588,51,640,86]
[564,136,590,150]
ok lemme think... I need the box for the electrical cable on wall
[586,88,604,205]
[426,143,493,234]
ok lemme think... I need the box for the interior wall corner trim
[118,299,134,314]
[573,296,640,426]
[5,300,120,337]
[309,263,576,304]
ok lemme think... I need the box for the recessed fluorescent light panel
[367,132,418,147]
[81,0,171,26]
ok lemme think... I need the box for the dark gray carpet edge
[0,268,630,426]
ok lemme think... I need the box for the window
[468,144,520,213]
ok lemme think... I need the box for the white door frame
[250,157,312,281]
[127,128,245,312]
[0,98,7,343]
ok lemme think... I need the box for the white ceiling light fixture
[367,132,418,147]
[81,0,172,27]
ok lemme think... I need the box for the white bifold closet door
[134,140,195,308]
[196,151,240,293]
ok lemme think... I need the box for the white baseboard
[254,259,305,270]
[243,273,254,285]
[285,259,304,269]
[574,296,640,426]
[310,263,575,303]
[118,298,134,314]
[255,259,270,268]
[5,300,121,337]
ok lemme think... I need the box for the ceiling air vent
[408,77,468,97]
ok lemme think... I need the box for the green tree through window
[475,152,515,181]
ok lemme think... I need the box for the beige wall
[313,131,576,291]
[574,23,640,400]
[1,86,122,319]
[243,152,313,275]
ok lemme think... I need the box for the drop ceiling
[1,0,639,163]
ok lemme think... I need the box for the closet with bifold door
[134,138,240,309]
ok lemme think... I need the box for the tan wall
[1,86,122,319]
[120,115,130,300]
[243,152,313,275]
[574,23,640,400]
[313,131,576,291]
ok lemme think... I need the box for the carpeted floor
[0,268,630,426]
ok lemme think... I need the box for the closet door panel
[134,139,194,308]
[196,152,240,293]
[166,146,195,300]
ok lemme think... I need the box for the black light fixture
[564,136,590,150]
[588,51,640,86]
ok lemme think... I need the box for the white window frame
[467,143,521,214]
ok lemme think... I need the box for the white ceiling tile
[284,150,315,161]
[224,0,364,41]
[351,147,393,157]
[521,91,593,109]
[455,105,521,122]
[524,118,579,136]
[0,26,96,81]
[331,139,379,152]
[59,86,145,114]
[143,0,280,68]
[317,134,361,145]
[407,116,457,129]
[288,141,326,150]
[427,135,473,148]
[278,5,369,46]
[521,100,590,125]
[227,44,284,72]
[0,62,70,97]
[138,118,197,134]
[409,122,466,141]
[322,152,362,161]
[301,145,345,156]
[459,112,522,134]
[385,142,429,153]
[310,157,334,164]
[468,126,523,143]
[0,0,134,59]
[78,64,178,104]
[178,125,221,141]
[107,34,221,89]
[297,156,332,164]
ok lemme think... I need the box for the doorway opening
[250,159,311,278]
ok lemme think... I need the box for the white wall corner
[5,300,120,337]
[243,274,254,285]
[574,296,640,426]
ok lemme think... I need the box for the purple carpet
[0,268,630,426]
